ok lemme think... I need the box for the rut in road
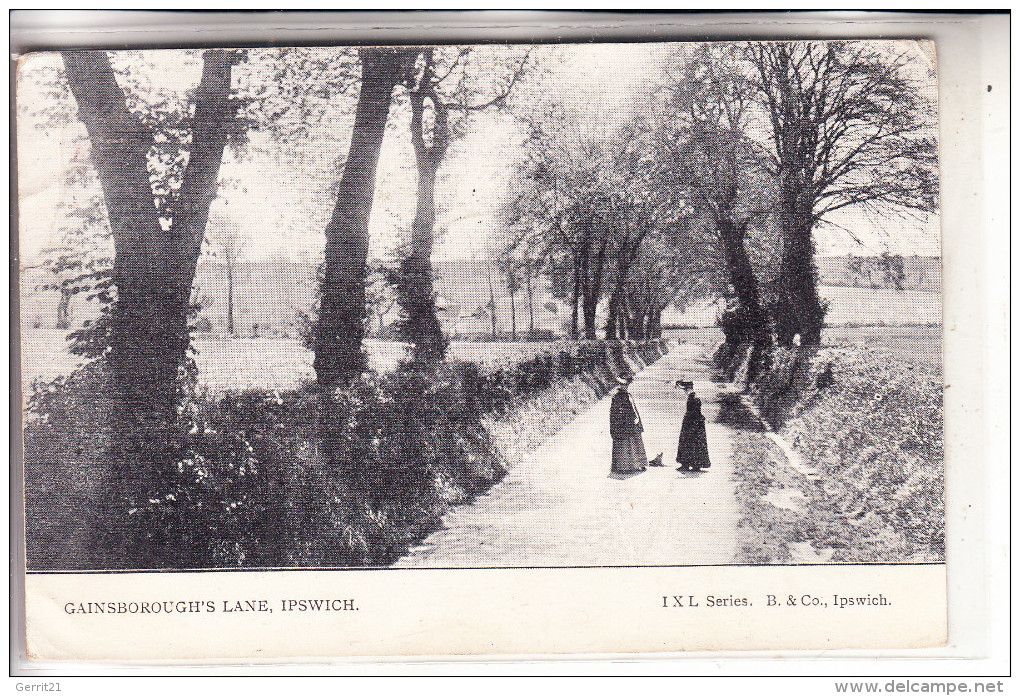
[394,344,745,568]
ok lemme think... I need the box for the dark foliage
[386,253,448,366]
[26,339,668,569]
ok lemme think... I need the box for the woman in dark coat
[610,381,648,474]
[676,391,711,471]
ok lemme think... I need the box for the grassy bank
[732,345,944,563]
[24,339,668,570]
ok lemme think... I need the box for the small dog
[648,453,664,467]
[675,379,694,391]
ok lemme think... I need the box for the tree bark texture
[396,55,449,366]
[580,218,610,341]
[314,48,410,390]
[63,49,238,566]
[773,189,826,346]
[647,304,664,339]
[717,218,770,346]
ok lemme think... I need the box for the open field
[664,286,941,368]
[665,286,941,329]
[18,330,593,394]
[822,324,941,367]
[20,313,942,396]
[665,323,941,368]
[818,286,941,325]
[18,285,941,393]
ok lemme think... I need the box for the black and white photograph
[18,37,943,574]
[27,9,1015,665]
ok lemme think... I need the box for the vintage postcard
[15,21,965,663]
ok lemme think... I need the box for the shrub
[24,361,115,569]
[25,338,671,569]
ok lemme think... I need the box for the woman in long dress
[609,381,648,474]
[676,391,711,471]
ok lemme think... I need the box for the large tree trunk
[581,224,610,341]
[581,288,598,341]
[397,56,449,366]
[629,310,645,341]
[617,293,631,340]
[606,290,620,340]
[579,250,595,341]
[626,293,645,341]
[605,234,644,341]
[647,306,663,339]
[173,53,240,310]
[63,49,237,567]
[314,48,409,390]
[718,218,770,346]
[773,188,825,346]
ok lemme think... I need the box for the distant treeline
[22,255,940,335]
[816,255,941,293]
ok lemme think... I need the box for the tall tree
[746,41,938,345]
[312,47,414,391]
[517,134,616,340]
[602,117,677,340]
[485,260,499,339]
[394,48,451,365]
[497,253,521,340]
[393,46,530,364]
[656,44,774,371]
[497,192,546,337]
[62,48,243,564]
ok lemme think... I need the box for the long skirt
[612,434,648,473]
[676,417,711,470]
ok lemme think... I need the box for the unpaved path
[394,344,743,567]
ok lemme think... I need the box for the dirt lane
[394,344,743,567]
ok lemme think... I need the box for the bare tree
[746,41,938,345]
[515,132,615,340]
[497,253,522,340]
[485,259,499,339]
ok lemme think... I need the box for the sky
[16,41,941,266]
